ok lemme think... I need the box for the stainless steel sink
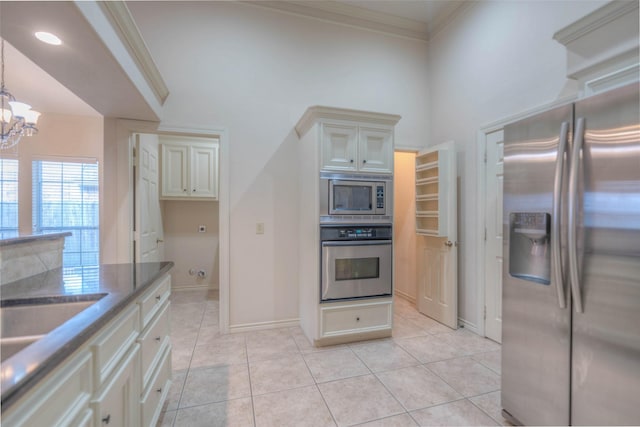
[0,294,107,361]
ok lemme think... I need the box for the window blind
[0,158,19,239]
[32,160,99,267]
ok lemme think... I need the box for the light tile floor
[158,290,511,427]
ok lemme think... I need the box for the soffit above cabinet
[295,106,401,138]
[0,1,167,121]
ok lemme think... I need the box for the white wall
[162,200,219,289]
[126,2,430,328]
[426,0,608,330]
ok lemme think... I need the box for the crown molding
[244,1,429,41]
[428,1,474,40]
[99,1,170,105]
[553,0,639,45]
[295,106,401,137]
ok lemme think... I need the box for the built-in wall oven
[320,225,392,302]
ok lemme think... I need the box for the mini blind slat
[0,158,19,239]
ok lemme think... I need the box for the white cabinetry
[296,106,401,346]
[2,274,173,427]
[160,137,219,200]
[321,123,393,173]
[415,143,456,237]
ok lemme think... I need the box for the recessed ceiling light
[35,31,62,46]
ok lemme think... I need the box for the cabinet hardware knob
[193,189,196,192]
[363,159,367,163]
[183,189,187,192]
[156,295,161,301]
[350,159,354,163]
[156,388,163,393]
[102,414,111,424]
[155,336,162,341]
[356,317,360,321]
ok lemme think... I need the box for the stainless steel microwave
[320,173,392,221]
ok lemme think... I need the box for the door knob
[444,241,454,247]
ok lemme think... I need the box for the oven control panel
[320,225,392,241]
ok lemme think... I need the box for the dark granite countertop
[0,232,72,247]
[0,261,174,411]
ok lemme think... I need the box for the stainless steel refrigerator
[502,82,640,426]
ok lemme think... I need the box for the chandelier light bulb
[0,108,11,123]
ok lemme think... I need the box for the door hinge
[484,306,487,320]
[132,146,137,159]
[484,149,487,163]
[484,228,487,241]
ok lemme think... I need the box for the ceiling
[0,1,465,120]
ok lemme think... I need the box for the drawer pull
[155,336,162,342]
[155,295,161,302]
[156,387,163,393]
[102,414,111,424]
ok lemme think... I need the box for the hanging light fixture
[1,39,41,150]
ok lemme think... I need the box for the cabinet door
[358,127,393,173]
[92,345,140,427]
[161,144,189,197]
[321,124,358,172]
[190,144,218,199]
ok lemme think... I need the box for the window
[32,160,99,267]
[0,158,19,239]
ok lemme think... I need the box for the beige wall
[0,113,103,237]
[393,151,417,302]
[161,200,219,290]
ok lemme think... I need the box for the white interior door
[135,133,163,263]
[484,130,504,343]
[416,142,458,329]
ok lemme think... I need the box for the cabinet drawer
[92,303,139,385]
[139,301,170,388]
[92,344,140,427]
[321,301,392,337]
[2,352,92,427]
[141,344,172,427]
[139,274,171,329]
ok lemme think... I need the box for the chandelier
[1,39,41,150]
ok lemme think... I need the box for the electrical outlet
[198,225,206,233]
[256,222,264,234]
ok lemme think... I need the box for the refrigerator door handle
[552,121,569,309]
[568,117,585,313]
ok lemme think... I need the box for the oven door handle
[321,240,391,247]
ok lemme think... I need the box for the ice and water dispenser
[509,212,551,285]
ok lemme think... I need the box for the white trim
[243,0,429,41]
[553,0,639,45]
[156,124,230,335]
[458,317,479,335]
[394,289,416,304]
[295,106,401,138]
[99,1,170,104]
[115,120,230,335]
[229,318,300,334]
[171,285,213,292]
[585,63,640,95]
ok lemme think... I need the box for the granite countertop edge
[0,232,72,247]
[0,261,174,412]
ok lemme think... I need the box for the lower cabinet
[317,299,393,345]
[92,345,140,427]
[1,273,172,427]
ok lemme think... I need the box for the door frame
[475,94,578,338]
[112,119,230,334]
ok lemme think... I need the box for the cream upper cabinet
[160,138,219,200]
[321,123,393,173]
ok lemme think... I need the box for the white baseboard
[458,317,480,335]
[229,318,300,334]
[171,284,217,291]
[394,289,416,304]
